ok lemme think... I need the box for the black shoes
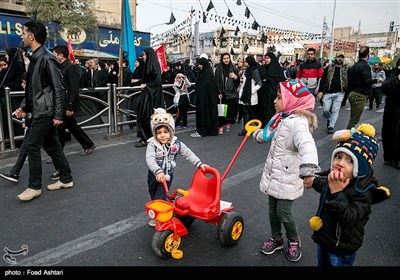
[238,129,247,136]
[0,173,19,183]
[50,170,60,181]
[135,140,147,147]
[80,144,96,156]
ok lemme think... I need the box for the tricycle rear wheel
[218,212,244,247]
[152,230,182,259]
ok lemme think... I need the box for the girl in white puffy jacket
[253,81,320,262]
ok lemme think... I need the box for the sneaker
[0,173,19,183]
[286,239,302,262]
[47,180,74,191]
[218,127,223,135]
[226,123,231,132]
[17,188,41,201]
[183,125,191,129]
[175,125,183,130]
[80,144,96,156]
[190,132,202,138]
[148,219,157,227]
[50,170,60,181]
[135,140,147,147]
[260,238,284,255]
[327,127,334,134]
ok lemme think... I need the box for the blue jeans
[322,92,344,128]
[317,245,356,266]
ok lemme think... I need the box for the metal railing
[0,83,197,159]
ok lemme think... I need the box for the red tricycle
[145,119,261,259]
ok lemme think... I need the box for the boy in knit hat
[305,123,390,266]
[145,108,208,226]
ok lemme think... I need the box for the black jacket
[60,59,80,111]
[22,45,65,120]
[311,170,376,255]
[347,59,376,96]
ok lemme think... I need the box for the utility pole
[328,0,337,63]
[320,16,326,63]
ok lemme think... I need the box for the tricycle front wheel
[152,230,182,259]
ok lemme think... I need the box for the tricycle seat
[175,166,221,219]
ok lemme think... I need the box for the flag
[206,0,214,12]
[67,37,75,62]
[168,12,176,25]
[227,9,233,17]
[122,0,136,72]
[236,0,242,5]
[244,7,250,18]
[234,26,240,36]
[155,45,167,73]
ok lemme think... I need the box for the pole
[119,0,124,89]
[329,0,337,63]
[132,0,137,29]
[320,16,326,63]
[355,20,361,62]
[118,0,125,134]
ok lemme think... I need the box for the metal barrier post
[0,102,5,152]
[112,83,118,134]
[4,87,16,150]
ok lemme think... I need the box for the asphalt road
[1,103,399,275]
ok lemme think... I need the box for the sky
[136,0,400,36]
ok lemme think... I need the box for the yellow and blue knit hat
[331,124,379,178]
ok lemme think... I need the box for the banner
[155,45,167,73]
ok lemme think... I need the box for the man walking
[50,45,96,180]
[15,20,73,201]
[317,51,349,134]
[346,46,378,129]
[296,47,324,97]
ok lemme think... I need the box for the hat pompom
[356,123,375,137]
[332,129,352,142]
[309,216,323,231]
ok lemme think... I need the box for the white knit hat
[150,108,175,139]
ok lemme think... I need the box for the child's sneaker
[260,238,284,255]
[286,239,302,262]
[226,123,231,132]
[218,127,223,135]
[175,125,183,130]
[183,125,191,129]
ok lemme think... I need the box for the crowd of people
[0,19,399,267]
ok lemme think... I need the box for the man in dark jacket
[346,46,378,129]
[49,45,96,179]
[15,20,73,201]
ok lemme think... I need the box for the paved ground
[0,103,399,276]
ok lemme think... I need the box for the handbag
[217,97,228,117]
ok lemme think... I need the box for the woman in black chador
[190,57,218,137]
[135,48,165,147]
[258,52,285,128]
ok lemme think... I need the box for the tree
[25,0,98,36]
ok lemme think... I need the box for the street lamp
[145,22,169,33]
